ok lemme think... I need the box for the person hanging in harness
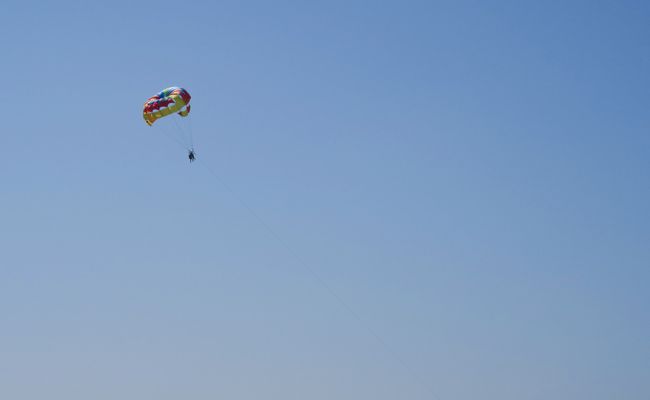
[188,149,196,163]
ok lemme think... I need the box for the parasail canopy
[143,87,191,126]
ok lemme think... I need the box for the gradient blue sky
[1,1,649,399]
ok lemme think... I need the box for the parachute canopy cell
[143,87,191,126]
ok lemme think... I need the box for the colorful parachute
[143,87,191,126]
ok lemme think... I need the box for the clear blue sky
[1,1,648,399]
